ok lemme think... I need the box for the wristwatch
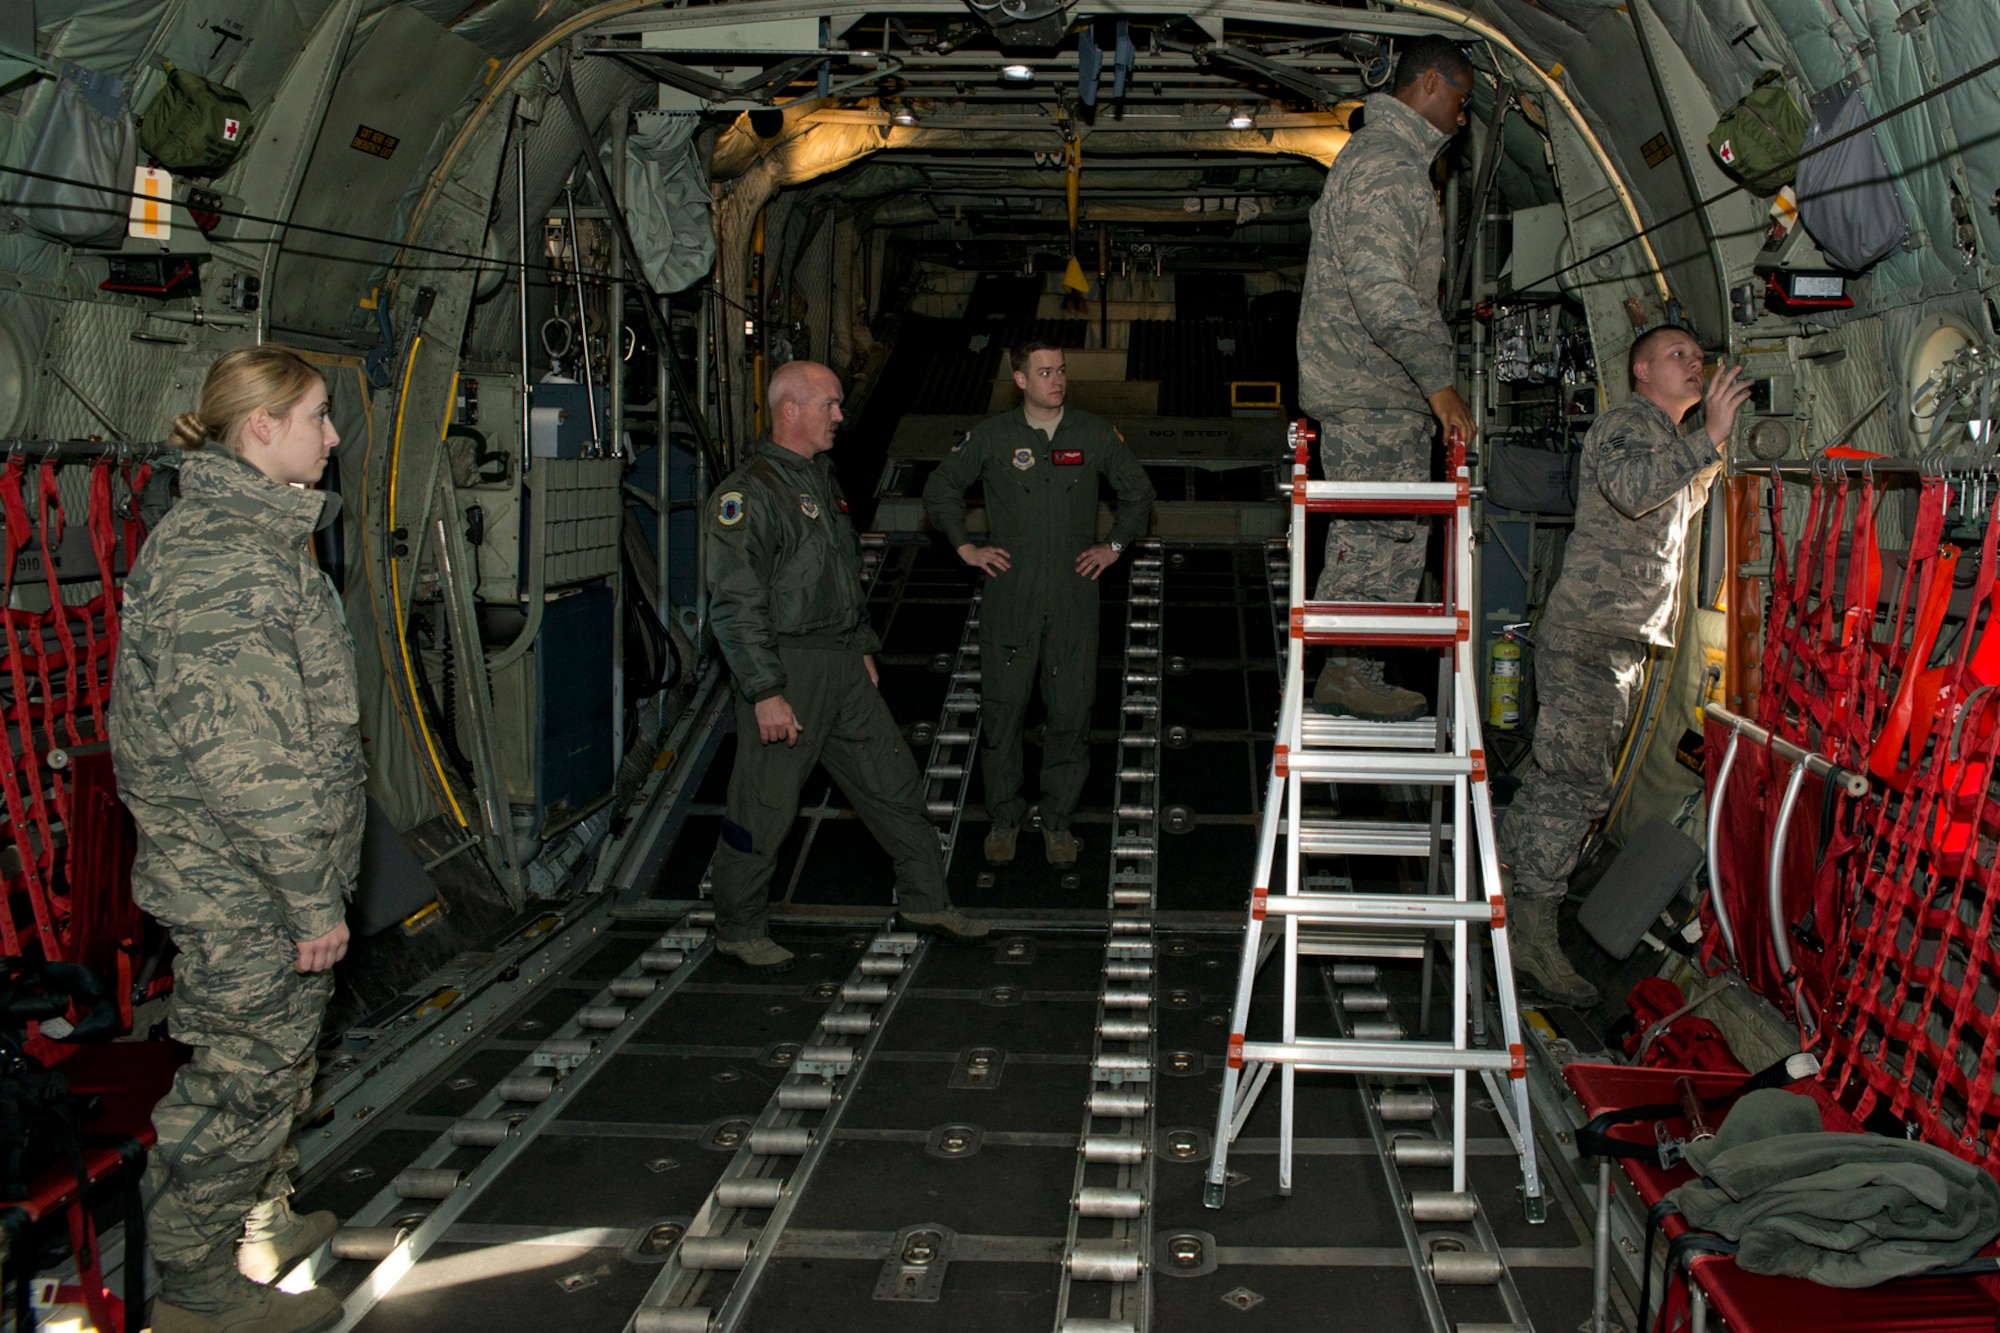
[1107,541,1124,555]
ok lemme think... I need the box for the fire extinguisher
[1488,624,1529,730]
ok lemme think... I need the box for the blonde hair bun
[170,412,211,451]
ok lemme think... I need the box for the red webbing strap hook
[0,459,47,957]
[36,462,83,746]
[83,461,119,732]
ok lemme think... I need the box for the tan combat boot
[238,1194,339,1283]
[1313,655,1426,722]
[899,908,992,942]
[984,823,1019,864]
[717,937,796,974]
[153,1250,342,1333]
[1043,827,1081,867]
[1507,896,1600,1007]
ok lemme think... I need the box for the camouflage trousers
[1313,408,1434,605]
[1496,625,1648,900]
[147,920,333,1273]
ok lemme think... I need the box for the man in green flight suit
[706,359,989,972]
[923,340,1156,868]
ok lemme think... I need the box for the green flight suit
[922,407,1155,832]
[705,437,949,940]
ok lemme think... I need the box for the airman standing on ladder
[1297,35,1476,721]
[1496,326,1750,1004]
[923,340,1155,870]
[706,360,990,973]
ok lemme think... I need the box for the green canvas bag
[137,62,252,176]
[1707,71,1806,194]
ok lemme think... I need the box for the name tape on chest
[1053,449,1084,466]
[717,490,745,526]
[1012,446,1036,471]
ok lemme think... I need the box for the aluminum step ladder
[1204,423,1544,1224]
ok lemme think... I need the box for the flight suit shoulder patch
[717,490,746,526]
[799,493,821,519]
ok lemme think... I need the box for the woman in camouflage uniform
[111,347,359,1333]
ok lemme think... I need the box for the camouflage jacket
[921,406,1154,643]
[1298,94,1456,419]
[1540,396,1723,647]
[706,437,879,704]
[110,449,363,943]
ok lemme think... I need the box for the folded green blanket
[1669,1089,2000,1287]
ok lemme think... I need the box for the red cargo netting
[0,458,153,1000]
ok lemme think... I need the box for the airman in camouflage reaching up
[1297,35,1478,722]
[112,347,359,1333]
[1496,326,1749,1006]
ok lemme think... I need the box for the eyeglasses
[1436,71,1473,99]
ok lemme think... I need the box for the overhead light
[1000,64,1034,82]
[891,104,919,127]
[1226,112,1256,130]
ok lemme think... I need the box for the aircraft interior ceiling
[6,0,2000,1331]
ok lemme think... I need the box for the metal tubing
[1087,1089,1150,1118]
[819,1013,873,1035]
[1708,704,1868,797]
[633,1308,713,1333]
[329,1227,409,1262]
[1081,1135,1147,1164]
[610,977,658,999]
[560,182,602,453]
[676,1236,752,1271]
[1391,1139,1455,1168]
[1075,1187,1147,1219]
[1338,990,1391,1012]
[841,981,890,1004]
[1430,1250,1504,1285]
[747,1126,813,1156]
[857,956,904,975]
[1097,1018,1152,1041]
[1704,729,1745,970]
[640,947,688,972]
[1409,1191,1479,1222]
[1329,964,1380,985]
[515,133,531,478]
[1104,961,1153,981]
[714,1178,786,1210]
[1591,1160,1612,1333]
[775,1081,834,1111]
[1377,1090,1437,1121]
[448,1119,515,1148]
[1351,1019,1407,1041]
[1767,758,1818,1034]
[392,1169,463,1200]
[1067,1239,1143,1282]
[495,1076,555,1103]
[576,1005,628,1029]
[1102,989,1152,1009]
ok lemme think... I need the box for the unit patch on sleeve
[799,493,821,519]
[1053,449,1084,466]
[1012,446,1037,471]
[717,490,745,526]
[837,497,851,514]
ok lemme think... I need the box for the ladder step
[1239,1038,1517,1078]
[1255,891,1496,927]
[1298,479,1463,514]
[1299,713,1440,749]
[1281,751,1477,782]
[1294,819,1451,856]
[1300,609,1462,647]
[1297,928,1430,959]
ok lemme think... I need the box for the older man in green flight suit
[923,339,1155,869]
[705,359,988,972]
